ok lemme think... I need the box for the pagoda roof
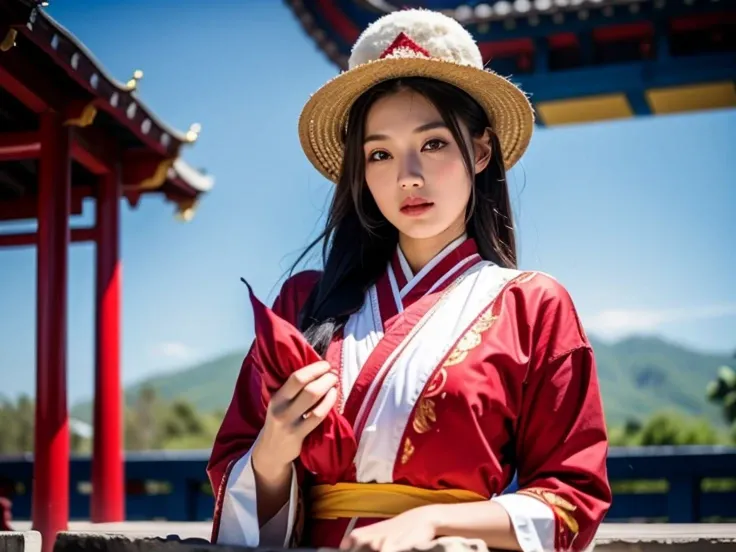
[285,0,647,71]
[0,0,213,220]
[285,0,736,126]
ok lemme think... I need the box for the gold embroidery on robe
[514,271,539,285]
[401,437,415,464]
[408,272,534,443]
[443,309,498,367]
[517,488,580,534]
[412,398,437,434]
[423,368,447,398]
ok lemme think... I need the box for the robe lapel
[358,263,523,483]
[341,238,483,431]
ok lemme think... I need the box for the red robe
[208,237,611,551]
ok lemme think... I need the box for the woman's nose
[397,155,424,189]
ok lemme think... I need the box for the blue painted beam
[515,52,736,103]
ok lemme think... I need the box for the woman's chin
[396,221,452,242]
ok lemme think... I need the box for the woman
[208,9,611,552]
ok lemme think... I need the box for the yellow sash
[310,482,486,520]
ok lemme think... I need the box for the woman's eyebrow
[364,121,447,144]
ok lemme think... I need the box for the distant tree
[609,410,721,447]
[706,365,736,444]
[125,385,167,450]
[0,395,34,453]
[608,417,645,446]
[122,388,219,451]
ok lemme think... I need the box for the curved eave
[285,0,728,71]
[161,161,214,221]
[4,0,196,157]
[169,158,214,195]
[285,0,351,71]
[286,0,659,71]
[125,160,214,222]
[352,0,653,23]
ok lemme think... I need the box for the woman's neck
[398,223,467,274]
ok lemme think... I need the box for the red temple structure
[0,0,213,548]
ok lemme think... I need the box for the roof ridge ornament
[126,69,144,91]
[185,123,202,143]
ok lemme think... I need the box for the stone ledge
[52,531,736,552]
[0,531,42,552]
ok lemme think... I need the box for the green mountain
[72,336,733,428]
[589,336,730,426]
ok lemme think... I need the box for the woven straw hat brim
[299,57,535,184]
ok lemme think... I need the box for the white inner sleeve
[215,432,298,547]
[492,493,556,552]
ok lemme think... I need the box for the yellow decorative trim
[646,81,736,115]
[1,29,17,52]
[138,158,174,190]
[517,488,579,534]
[64,103,97,127]
[443,309,497,367]
[412,398,436,434]
[537,93,633,126]
[514,271,538,285]
[310,482,485,520]
[400,437,415,465]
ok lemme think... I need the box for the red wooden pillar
[91,165,125,521]
[32,111,71,550]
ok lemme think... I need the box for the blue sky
[1,0,734,404]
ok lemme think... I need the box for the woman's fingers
[289,371,338,420]
[276,360,332,401]
[298,386,338,435]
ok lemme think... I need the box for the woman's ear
[473,127,493,174]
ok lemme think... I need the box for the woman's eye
[423,139,447,151]
[368,150,390,162]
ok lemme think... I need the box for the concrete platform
[11,521,736,550]
[0,531,42,552]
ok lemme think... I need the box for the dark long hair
[293,77,517,355]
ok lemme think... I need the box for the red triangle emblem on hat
[379,32,431,60]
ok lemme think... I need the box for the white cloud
[151,341,195,361]
[584,304,736,340]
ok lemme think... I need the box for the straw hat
[298,8,535,184]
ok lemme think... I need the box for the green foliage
[706,365,736,444]
[0,388,219,454]
[0,395,34,453]
[123,386,219,451]
[608,409,726,447]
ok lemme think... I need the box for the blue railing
[1,446,735,523]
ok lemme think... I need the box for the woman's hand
[252,360,338,479]
[340,506,440,552]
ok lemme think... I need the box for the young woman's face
[362,88,490,243]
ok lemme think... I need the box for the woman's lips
[399,197,434,217]
[400,201,434,216]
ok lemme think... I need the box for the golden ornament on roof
[126,69,144,90]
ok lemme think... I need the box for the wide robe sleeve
[497,276,612,552]
[206,270,321,547]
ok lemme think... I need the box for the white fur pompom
[348,9,483,70]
